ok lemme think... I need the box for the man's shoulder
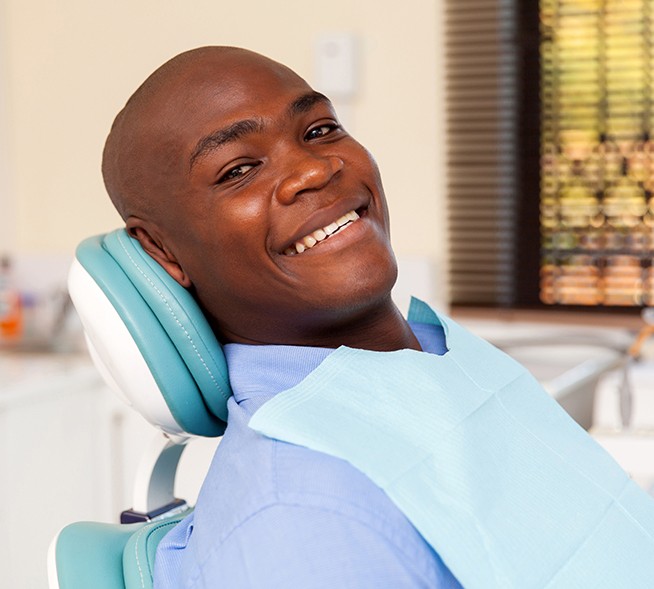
[190,405,425,552]
[197,418,407,536]
[155,403,455,589]
[184,439,446,589]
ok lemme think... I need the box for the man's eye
[218,163,256,184]
[305,123,340,141]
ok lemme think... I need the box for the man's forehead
[140,59,324,174]
[160,49,305,105]
[139,50,310,140]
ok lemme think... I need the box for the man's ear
[125,219,192,288]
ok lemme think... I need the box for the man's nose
[274,150,344,205]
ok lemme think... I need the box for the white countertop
[0,350,103,408]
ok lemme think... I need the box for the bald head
[99,45,406,350]
[102,46,302,222]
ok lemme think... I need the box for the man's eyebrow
[188,93,331,171]
[190,118,265,170]
[288,91,331,117]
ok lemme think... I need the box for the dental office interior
[2,0,654,586]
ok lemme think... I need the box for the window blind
[445,0,519,306]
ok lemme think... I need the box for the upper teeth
[284,210,360,255]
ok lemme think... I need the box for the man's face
[138,52,397,344]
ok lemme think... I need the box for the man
[102,47,654,589]
[103,46,461,587]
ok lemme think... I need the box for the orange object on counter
[0,256,22,341]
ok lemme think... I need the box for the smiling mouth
[283,209,363,256]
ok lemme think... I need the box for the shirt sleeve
[186,503,461,589]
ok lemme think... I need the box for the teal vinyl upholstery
[76,229,231,436]
[54,513,189,589]
[51,229,228,588]
[122,517,185,589]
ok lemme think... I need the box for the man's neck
[317,301,422,352]
[213,293,421,352]
[219,297,422,352]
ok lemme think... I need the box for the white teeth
[287,209,362,255]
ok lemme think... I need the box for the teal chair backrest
[69,229,232,437]
[49,512,190,589]
[50,229,231,588]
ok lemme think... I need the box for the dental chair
[48,229,233,589]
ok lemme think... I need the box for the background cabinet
[0,352,218,589]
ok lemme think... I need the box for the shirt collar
[224,300,447,406]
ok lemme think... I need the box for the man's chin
[305,257,398,316]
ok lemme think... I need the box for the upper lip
[277,195,370,253]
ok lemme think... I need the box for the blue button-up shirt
[154,321,462,588]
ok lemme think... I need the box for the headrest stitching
[133,519,180,587]
[133,523,148,588]
[116,232,223,397]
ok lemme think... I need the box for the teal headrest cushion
[75,229,231,436]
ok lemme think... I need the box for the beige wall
[1,0,446,298]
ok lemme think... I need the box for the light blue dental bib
[250,299,654,588]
